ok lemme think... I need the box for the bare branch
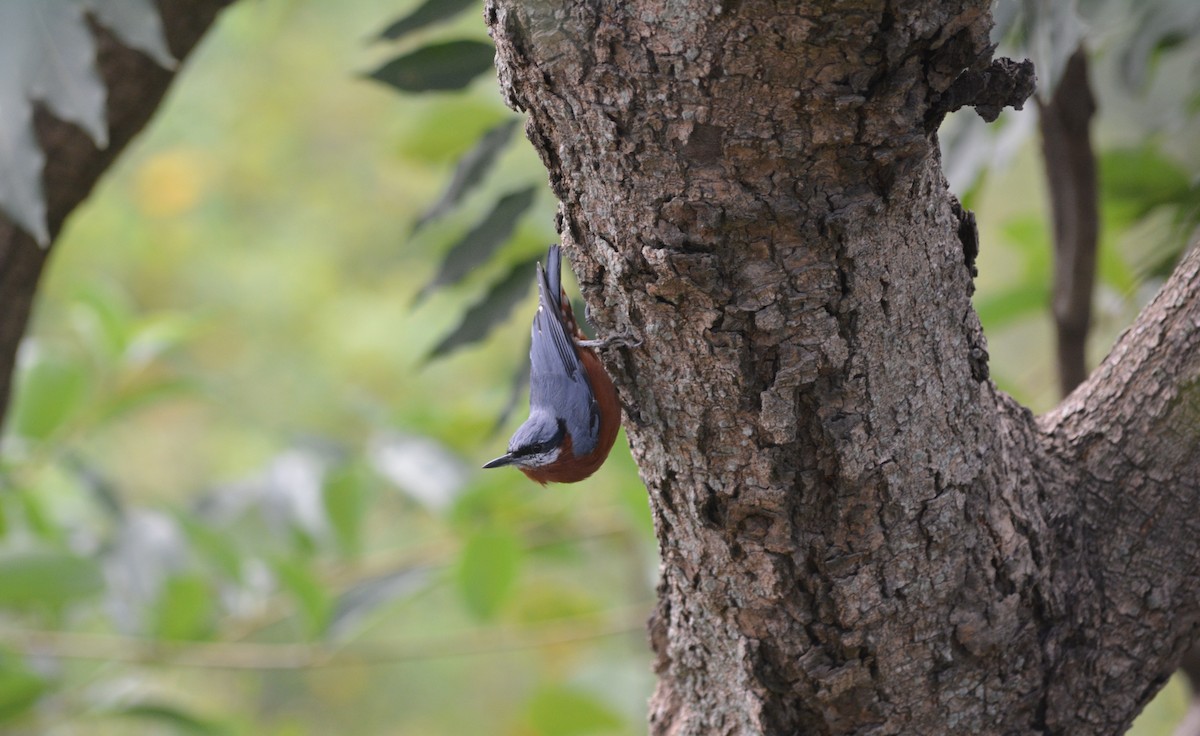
[0,605,649,670]
[1039,47,1099,396]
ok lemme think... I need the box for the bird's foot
[576,331,642,351]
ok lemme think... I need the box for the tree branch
[0,0,235,424]
[1039,47,1099,396]
[0,605,647,670]
[1040,243,1200,727]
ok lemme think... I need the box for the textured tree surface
[0,0,234,418]
[487,1,1200,734]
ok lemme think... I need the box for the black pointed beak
[483,453,515,469]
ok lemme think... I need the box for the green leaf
[367,39,494,93]
[0,655,48,724]
[974,281,1049,331]
[413,119,519,233]
[527,685,624,736]
[998,215,1051,267]
[1099,146,1192,225]
[456,527,521,620]
[94,377,196,427]
[108,702,228,735]
[323,464,368,557]
[273,557,331,638]
[0,551,103,608]
[416,186,537,303]
[15,489,57,542]
[124,313,201,366]
[177,517,243,581]
[427,255,538,361]
[153,574,214,641]
[70,286,135,360]
[10,353,89,441]
[376,0,479,41]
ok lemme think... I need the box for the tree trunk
[486,1,1200,733]
[0,0,234,421]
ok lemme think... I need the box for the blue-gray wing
[527,246,600,457]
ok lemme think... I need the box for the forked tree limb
[488,1,1200,732]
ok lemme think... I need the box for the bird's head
[483,413,568,471]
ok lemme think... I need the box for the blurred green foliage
[0,0,1196,733]
[0,1,653,733]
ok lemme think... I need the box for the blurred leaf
[153,574,214,641]
[95,377,196,426]
[427,254,537,360]
[1118,0,1200,90]
[416,186,537,303]
[527,685,624,736]
[0,551,103,608]
[512,583,601,624]
[273,557,332,638]
[974,281,1049,330]
[328,566,430,640]
[376,0,478,41]
[10,352,89,441]
[368,431,469,512]
[367,39,494,93]
[456,527,521,620]
[108,702,227,736]
[178,517,243,582]
[124,313,201,367]
[1100,146,1192,224]
[64,453,125,519]
[413,119,519,233]
[70,286,135,360]
[998,215,1052,275]
[0,654,48,724]
[15,489,57,542]
[323,463,368,557]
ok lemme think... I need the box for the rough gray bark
[486,1,1200,734]
[1039,47,1098,396]
[0,0,234,420]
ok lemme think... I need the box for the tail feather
[541,245,584,340]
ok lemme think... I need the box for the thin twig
[1,604,650,670]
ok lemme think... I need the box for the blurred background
[0,0,1196,733]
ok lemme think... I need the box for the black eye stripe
[511,420,568,458]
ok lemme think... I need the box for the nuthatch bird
[483,245,622,484]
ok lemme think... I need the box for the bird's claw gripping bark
[576,332,642,351]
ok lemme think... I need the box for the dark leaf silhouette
[416,186,537,303]
[427,254,539,361]
[376,0,478,42]
[413,119,519,234]
[367,39,494,93]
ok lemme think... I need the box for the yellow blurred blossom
[134,149,208,217]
